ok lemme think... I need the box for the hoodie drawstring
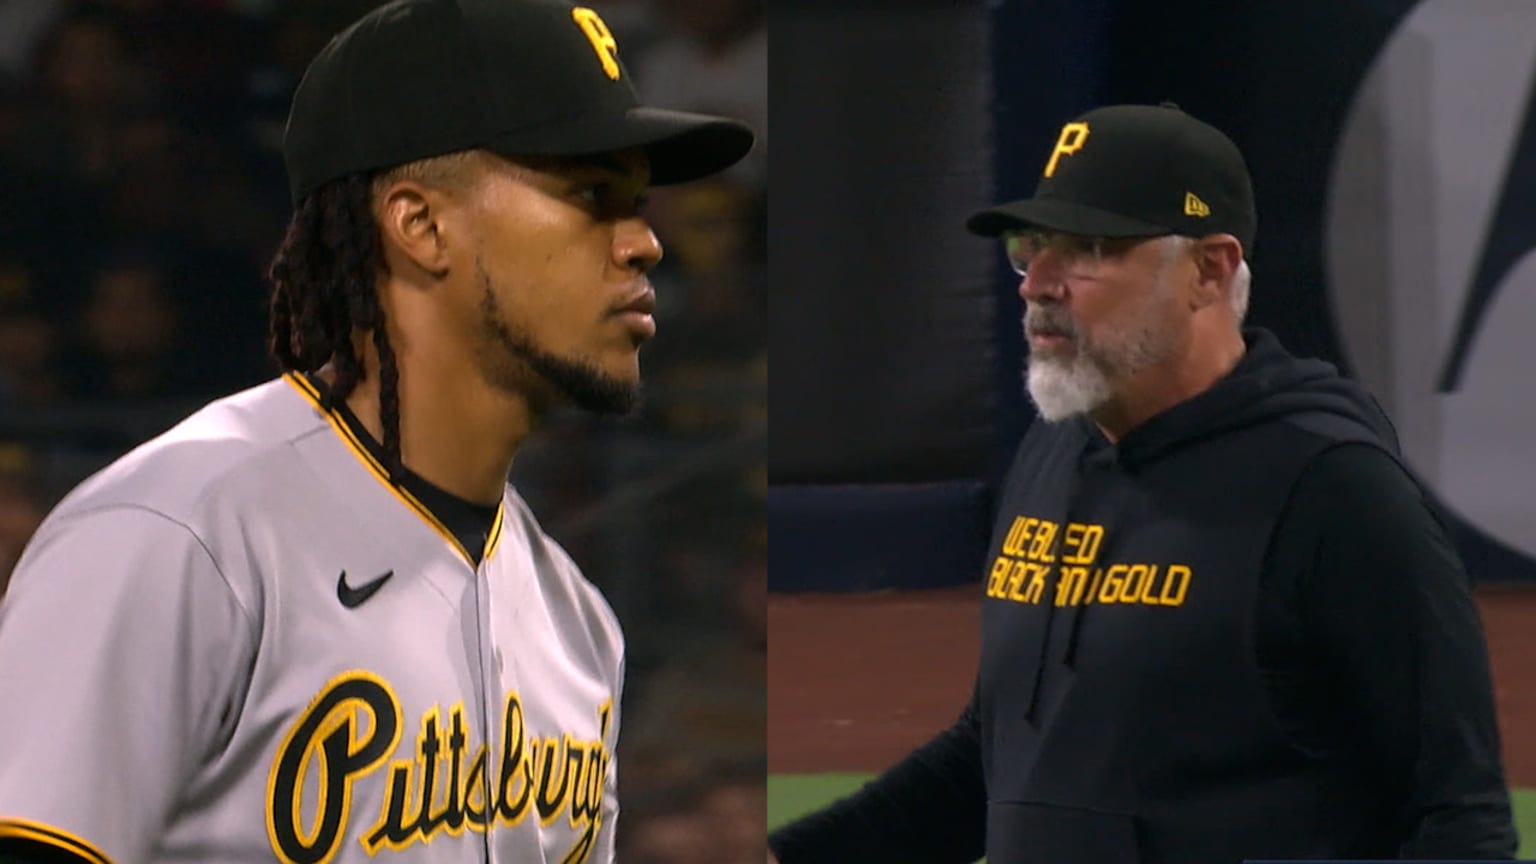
[1023,596,1057,725]
[1064,592,1089,668]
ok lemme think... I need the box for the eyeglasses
[1002,230,1144,278]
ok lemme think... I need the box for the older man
[769,103,1516,864]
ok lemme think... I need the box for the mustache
[1024,305,1077,339]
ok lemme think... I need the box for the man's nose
[615,218,663,273]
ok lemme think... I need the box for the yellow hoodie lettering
[985,516,1193,608]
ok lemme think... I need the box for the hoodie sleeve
[767,693,987,864]
[1282,443,1517,858]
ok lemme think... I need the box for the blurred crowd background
[0,0,764,860]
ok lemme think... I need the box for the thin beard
[476,261,641,416]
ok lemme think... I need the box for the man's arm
[1284,444,1517,857]
[0,507,255,864]
[767,694,987,864]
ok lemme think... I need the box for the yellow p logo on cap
[572,7,620,80]
[1043,122,1090,178]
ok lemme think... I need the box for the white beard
[1023,253,1185,423]
[1026,352,1114,421]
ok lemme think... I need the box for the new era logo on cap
[966,103,1257,253]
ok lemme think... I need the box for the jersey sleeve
[0,505,256,864]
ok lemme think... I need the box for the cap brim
[488,106,755,186]
[966,197,1171,238]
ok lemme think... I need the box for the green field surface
[769,774,1536,859]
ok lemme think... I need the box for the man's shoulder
[46,376,327,528]
[1291,441,1419,507]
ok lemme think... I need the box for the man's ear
[1190,234,1242,310]
[376,182,452,279]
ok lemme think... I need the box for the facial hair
[1024,265,1181,422]
[476,261,641,416]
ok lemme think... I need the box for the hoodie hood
[1051,327,1401,677]
[1103,328,1400,469]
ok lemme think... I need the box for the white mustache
[1024,307,1077,339]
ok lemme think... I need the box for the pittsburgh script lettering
[267,672,611,864]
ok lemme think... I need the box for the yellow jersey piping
[283,373,505,565]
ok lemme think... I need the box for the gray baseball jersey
[0,374,624,864]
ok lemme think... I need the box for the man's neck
[329,355,534,507]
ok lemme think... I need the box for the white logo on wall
[1327,0,1536,560]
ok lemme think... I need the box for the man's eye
[1062,237,1099,257]
[575,182,609,204]
[575,183,649,216]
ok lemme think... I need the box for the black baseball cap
[283,0,755,204]
[966,104,1256,252]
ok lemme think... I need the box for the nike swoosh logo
[337,569,394,609]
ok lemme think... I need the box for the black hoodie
[771,329,1517,863]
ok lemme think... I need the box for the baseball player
[0,1,752,862]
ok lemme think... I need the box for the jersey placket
[472,511,510,863]
[470,554,499,863]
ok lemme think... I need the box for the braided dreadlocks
[267,172,404,480]
[269,154,476,481]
